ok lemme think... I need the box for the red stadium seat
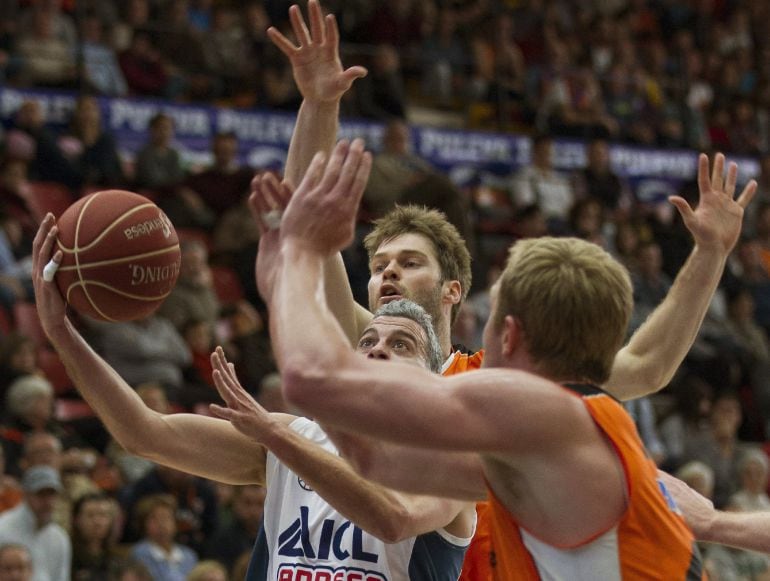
[13,301,47,348]
[211,265,244,306]
[55,398,94,421]
[38,347,73,395]
[26,181,75,222]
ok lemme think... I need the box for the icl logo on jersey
[277,507,385,580]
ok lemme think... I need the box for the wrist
[280,237,327,260]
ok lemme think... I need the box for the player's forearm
[270,242,354,374]
[606,244,726,400]
[45,319,166,454]
[700,511,770,554]
[263,420,459,541]
[284,100,340,186]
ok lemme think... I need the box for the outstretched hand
[657,470,715,539]
[31,213,68,337]
[276,138,371,255]
[249,171,292,301]
[668,153,757,255]
[268,0,367,103]
[209,346,279,443]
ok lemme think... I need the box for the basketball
[54,190,181,322]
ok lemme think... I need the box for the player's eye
[371,264,385,274]
[358,338,375,348]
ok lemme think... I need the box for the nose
[382,260,400,280]
[367,342,390,361]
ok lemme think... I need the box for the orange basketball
[54,190,181,322]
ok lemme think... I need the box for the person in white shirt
[0,466,71,581]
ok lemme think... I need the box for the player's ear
[501,315,521,357]
[442,280,462,305]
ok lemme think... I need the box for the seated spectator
[93,315,192,400]
[729,447,770,512]
[204,485,264,572]
[14,7,76,88]
[184,132,253,219]
[0,333,40,404]
[120,465,218,555]
[0,466,70,581]
[156,239,220,335]
[129,494,198,581]
[682,391,752,508]
[180,319,221,407]
[659,374,715,471]
[508,133,574,232]
[71,492,124,580]
[108,559,152,581]
[572,138,631,216]
[0,158,36,238]
[133,113,186,192]
[0,214,34,313]
[355,44,407,121]
[566,196,607,248]
[118,30,172,98]
[65,95,126,189]
[187,560,227,581]
[202,5,246,97]
[79,12,128,96]
[629,241,672,332]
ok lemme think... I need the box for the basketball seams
[65,280,174,302]
[57,201,161,253]
[56,244,181,272]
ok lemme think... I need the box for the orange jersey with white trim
[485,384,703,581]
[442,350,494,581]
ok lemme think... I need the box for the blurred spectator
[682,391,751,508]
[629,241,671,332]
[0,446,22,514]
[659,374,715,470]
[179,319,221,407]
[0,466,70,581]
[729,447,770,512]
[202,6,246,97]
[572,138,631,215]
[220,302,276,398]
[129,494,198,581]
[93,315,191,400]
[107,559,152,581]
[0,214,34,312]
[156,239,220,335]
[363,120,433,218]
[14,7,76,88]
[355,44,407,120]
[239,2,272,103]
[118,30,172,98]
[0,333,41,408]
[204,485,264,572]
[420,8,468,106]
[508,134,574,231]
[0,543,34,581]
[65,96,126,189]
[187,560,227,581]
[78,12,128,97]
[121,465,217,555]
[7,100,81,190]
[71,492,123,580]
[133,113,185,192]
[0,159,36,237]
[112,0,152,52]
[184,132,253,219]
[566,197,607,248]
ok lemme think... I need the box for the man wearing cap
[0,466,70,581]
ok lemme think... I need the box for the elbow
[369,504,413,544]
[282,354,343,412]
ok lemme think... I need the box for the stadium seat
[38,347,73,395]
[211,265,245,306]
[13,301,47,348]
[55,398,94,422]
[27,181,76,222]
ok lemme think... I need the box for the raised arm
[208,347,474,540]
[32,216,269,485]
[606,153,757,400]
[270,0,370,344]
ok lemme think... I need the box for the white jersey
[247,417,470,581]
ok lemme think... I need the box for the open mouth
[379,285,403,304]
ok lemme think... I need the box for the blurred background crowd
[3,0,770,580]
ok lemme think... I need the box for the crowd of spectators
[3,1,770,580]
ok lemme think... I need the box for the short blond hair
[495,237,632,384]
[363,205,471,324]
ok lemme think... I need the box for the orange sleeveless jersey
[484,385,703,580]
[442,351,494,581]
